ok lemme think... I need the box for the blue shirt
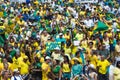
[71,64,83,77]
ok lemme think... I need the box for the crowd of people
[0,0,120,80]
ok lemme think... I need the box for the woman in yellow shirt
[60,55,71,80]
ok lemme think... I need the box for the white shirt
[11,75,23,80]
[109,65,114,80]
[84,19,94,28]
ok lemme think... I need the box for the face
[101,56,105,61]
[4,72,9,79]
[4,64,8,70]
[74,60,78,65]
[3,59,7,63]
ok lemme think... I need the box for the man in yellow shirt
[41,56,55,80]
[97,55,110,80]
[19,56,29,80]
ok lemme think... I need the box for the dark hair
[64,55,69,63]
[56,60,60,65]
[116,61,120,68]
[75,51,80,57]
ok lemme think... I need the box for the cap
[13,69,19,72]
[73,57,81,63]
[45,56,51,60]
[54,47,60,50]
[59,33,63,36]
[89,64,95,69]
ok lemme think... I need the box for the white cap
[89,64,95,69]
[59,33,63,36]
[45,56,51,60]
[13,69,19,72]
[54,47,60,50]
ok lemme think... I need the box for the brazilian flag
[94,20,108,33]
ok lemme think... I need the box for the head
[2,71,9,79]
[101,55,105,61]
[75,51,80,57]
[45,56,51,63]
[64,55,69,63]
[74,58,80,65]
[13,69,20,76]
[116,61,120,68]
[89,42,93,48]
[59,33,63,38]
[4,63,9,70]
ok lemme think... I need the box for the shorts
[63,72,71,79]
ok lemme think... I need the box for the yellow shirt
[0,62,3,71]
[90,55,98,68]
[64,34,70,41]
[34,1,39,5]
[33,42,39,47]
[64,47,71,55]
[69,0,74,3]
[107,32,112,38]
[71,46,77,54]
[17,20,25,26]
[62,63,71,73]
[97,60,110,74]
[0,48,4,53]
[79,11,85,16]
[42,62,51,80]
[75,33,83,41]
[113,67,120,80]
[19,61,29,75]
[115,44,120,52]
[12,57,19,71]
[81,40,88,49]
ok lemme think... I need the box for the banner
[46,42,61,51]
[75,0,98,3]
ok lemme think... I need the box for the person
[115,40,120,57]
[108,59,114,80]
[41,56,55,80]
[88,64,97,80]
[31,57,42,80]
[0,63,12,80]
[60,55,71,80]
[1,71,10,80]
[19,56,29,80]
[71,58,86,80]
[52,59,61,80]
[97,55,110,80]
[113,61,120,80]
[11,69,23,80]
[1,0,120,80]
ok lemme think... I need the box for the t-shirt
[115,44,120,52]
[113,67,120,80]
[90,55,98,68]
[71,64,83,77]
[97,60,110,74]
[11,75,23,80]
[19,61,29,75]
[41,62,51,80]
[62,63,71,73]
